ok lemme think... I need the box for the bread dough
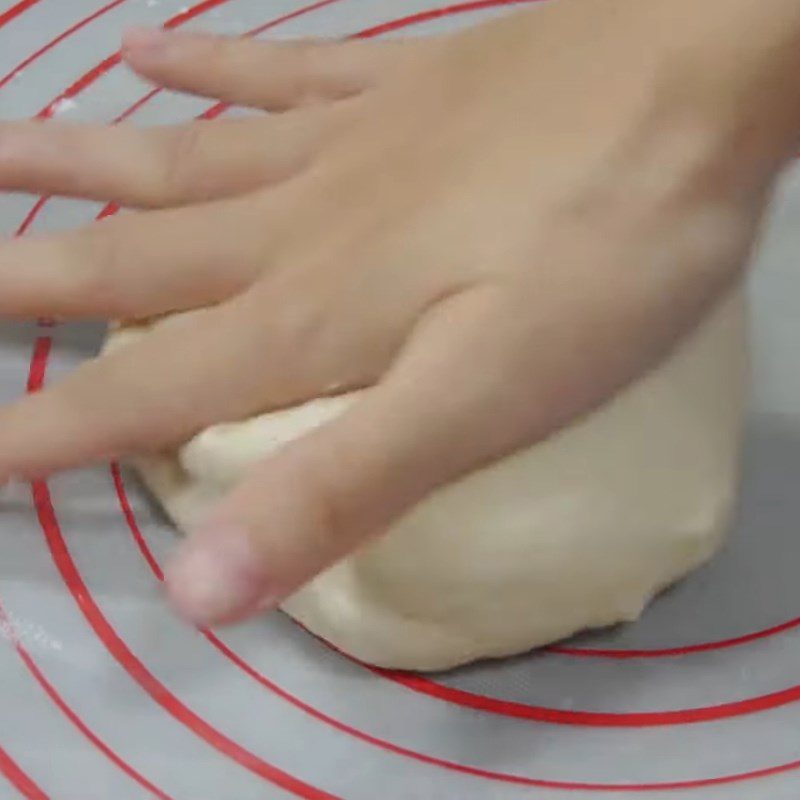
[108,287,747,671]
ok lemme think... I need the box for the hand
[0,3,777,626]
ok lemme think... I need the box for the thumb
[164,289,536,627]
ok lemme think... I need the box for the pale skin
[1,0,799,627]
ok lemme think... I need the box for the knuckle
[71,228,126,312]
[266,286,328,350]
[284,41,337,105]
[161,124,205,198]
[243,276,344,397]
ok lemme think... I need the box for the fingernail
[165,523,275,625]
[122,27,172,59]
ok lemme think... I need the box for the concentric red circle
[6,0,800,795]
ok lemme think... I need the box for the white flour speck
[0,611,64,655]
[50,97,78,116]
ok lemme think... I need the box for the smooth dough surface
[108,288,748,671]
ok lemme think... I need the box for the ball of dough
[109,288,747,671]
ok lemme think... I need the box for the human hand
[0,2,780,625]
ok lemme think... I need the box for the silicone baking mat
[2,1,800,798]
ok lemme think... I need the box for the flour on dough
[107,288,747,671]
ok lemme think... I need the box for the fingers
[0,222,451,480]
[164,287,535,626]
[0,304,266,481]
[0,112,331,208]
[122,27,410,110]
[0,195,266,319]
[0,272,393,481]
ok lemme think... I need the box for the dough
[108,288,747,672]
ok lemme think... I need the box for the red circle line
[0,741,48,800]
[9,1,349,799]
[108,465,800,793]
[0,2,178,798]
[31,465,337,800]
[33,0,246,121]
[14,0,800,793]
[7,0,797,663]
[548,615,800,658]
[0,0,43,31]
[3,0,796,673]
[98,0,800,791]
[0,0,129,92]
[375,665,800,726]
[92,0,800,729]
[0,558,173,799]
